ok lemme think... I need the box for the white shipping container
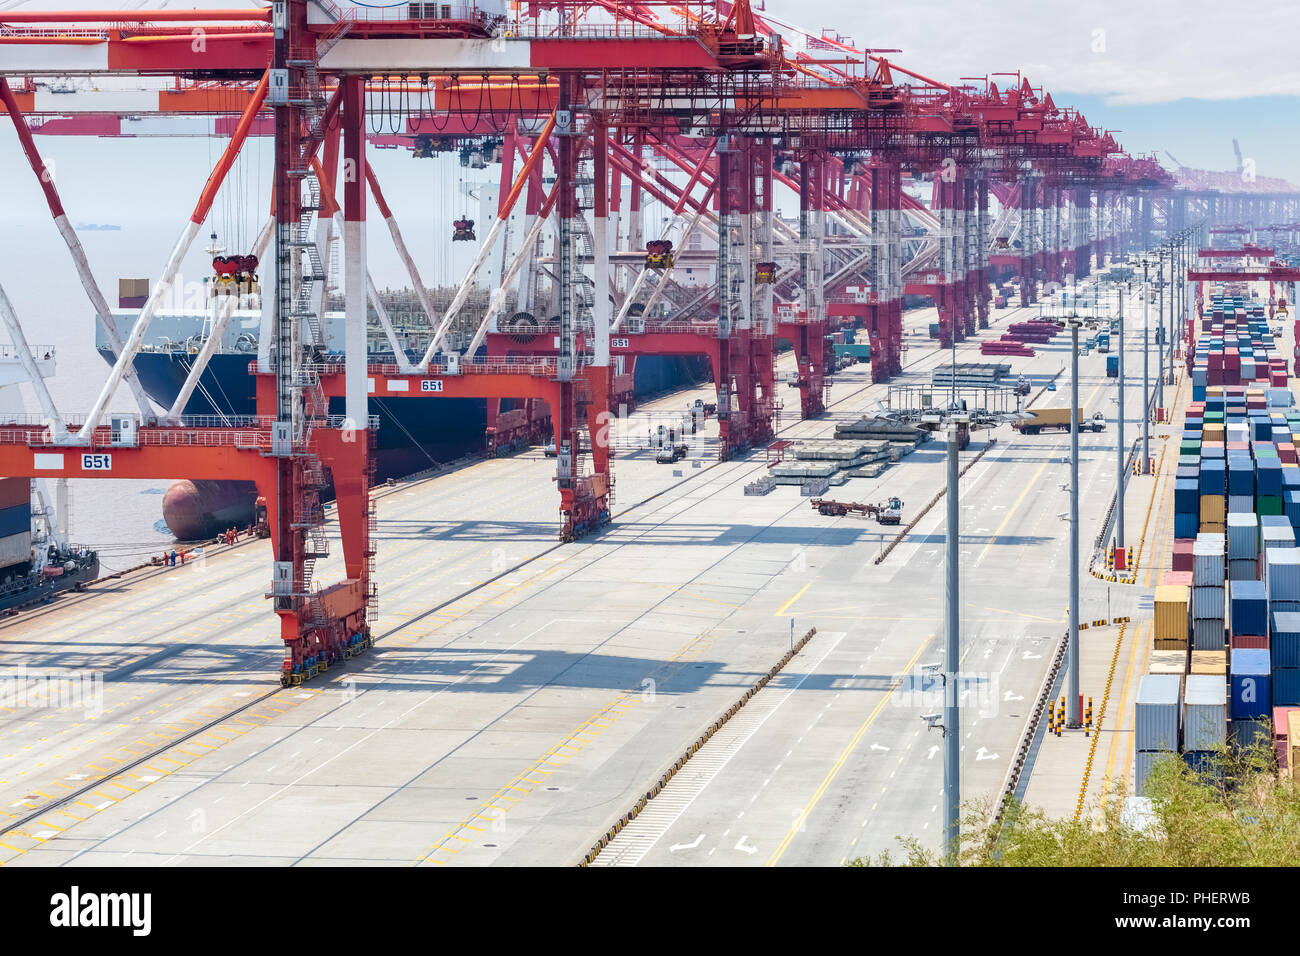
[1262,524,1296,551]
[0,531,31,570]
[1227,423,1250,443]
[1268,387,1294,408]
[1193,534,1227,587]
[1227,513,1258,558]
[1183,674,1227,751]
[1192,617,1226,650]
[1135,674,1182,751]
[1266,547,1300,602]
[1191,584,1225,620]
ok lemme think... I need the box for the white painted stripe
[33,453,64,470]
[386,379,409,392]
[592,632,846,867]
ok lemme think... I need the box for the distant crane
[1233,138,1244,174]
[1163,150,1186,170]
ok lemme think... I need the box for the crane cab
[645,239,674,269]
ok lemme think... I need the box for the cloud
[774,0,1300,105]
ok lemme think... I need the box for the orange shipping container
[1190,650,1226,675]
[1200,495,1226,523]
[1154,584,1189,642]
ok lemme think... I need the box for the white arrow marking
[669,834,705,853]
[735,836,758,855]
[870,743,891,752]
[1003,691,1025,702]
[1022,651,1042,660]
[926,745,939,760]
[975,747,999,761]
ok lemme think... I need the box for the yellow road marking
[774,583,811,617]
[765,636,932,867]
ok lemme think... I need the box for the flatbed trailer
[809,496,904,524]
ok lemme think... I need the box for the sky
[770,0,1300,185]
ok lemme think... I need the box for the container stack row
[1138,284,1300,794]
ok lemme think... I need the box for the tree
[851,740,1300,867]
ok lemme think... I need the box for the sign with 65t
[81,453,112,471]
[420,380,444,392]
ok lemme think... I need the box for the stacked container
[1191,533,1225,651]
[1135,674,1182,797]
[1154,585,1190,652]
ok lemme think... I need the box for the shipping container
[1192,584,1225,620]
[0,477,28,511]
[1189,650,1226,675]
[1229,579,1267,634]
[1148,649,1188,675]
[1266,548,1300,602]
[1193,534,1226,586]
[1135,750,1176,797]
[1229,648,1271,719]
[1275,668,1300,707]
[1232,717,1271,753]
[1153,585,1189,641]
[1290,711,1300,776]
[1191,618,1225,650]
[1272,610,1300,668]
[1228,558,1258,581]
[1135,674,1182,751]
[1226,512,1259,558]
[1184,674,1228,751]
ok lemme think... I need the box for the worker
[169,549,177,567]
[179,550,186,565]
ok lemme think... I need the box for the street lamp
[1067,315,1082,727]
[1142,257,1151,471]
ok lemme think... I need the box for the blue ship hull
[102,349,710,481]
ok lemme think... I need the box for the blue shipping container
[1274,668,1300,707]
[1230,579,1268,634]
[1272,610,1300,668]
[1229,648,1271,718]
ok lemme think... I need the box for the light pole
[1156,248,1165,417]
[1116,283,1126,560]
[1068,316,1082,727]
[1142,258,1151,472]
[944,414,962,859]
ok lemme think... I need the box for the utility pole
[1068,317,1081,727]
[943,411,965,859]
[1116,284,1125,560]
[1142,258,1150,472]
[1156,250,1165,418]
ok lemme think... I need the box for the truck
[1096,332,1110,353]
[1106,355,1119,378]
[1013,408,1105,434]
[1014,376,1031,396]
[810,496,904,524]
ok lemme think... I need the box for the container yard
[0,0,1298,932]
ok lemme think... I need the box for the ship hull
[102,348,709,539]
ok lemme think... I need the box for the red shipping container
[1172,538,1195,572]
[1163,571,1194,587]
[1230,633,1269,650]
[0,478,27,511]
[1279,443,1297,464]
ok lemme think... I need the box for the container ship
[0,351,99,611]
[99,276,709,539]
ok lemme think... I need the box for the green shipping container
[1181,441,1201,456]
[1258,495,1284,516]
